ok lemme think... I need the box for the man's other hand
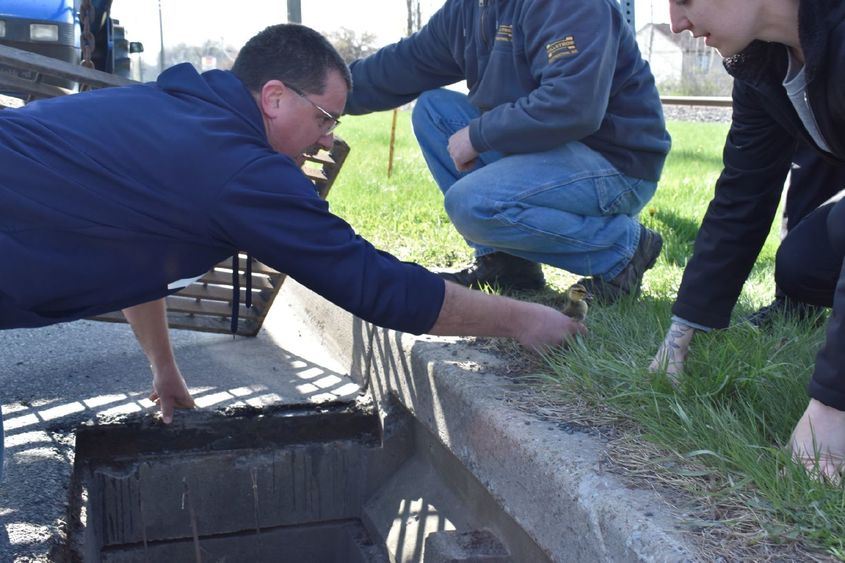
[122,299,195,424]
[149,363,195,424]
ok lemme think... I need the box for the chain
[79,0,96,70]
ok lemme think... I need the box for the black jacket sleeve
[671,80,795,328]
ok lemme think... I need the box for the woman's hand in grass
[649,321,696,383]
[789,399,845,484]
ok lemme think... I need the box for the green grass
[328,111,844,558]
[327,113,469,267]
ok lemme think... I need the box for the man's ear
[258,80,286,116]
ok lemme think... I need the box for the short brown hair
[232,24,352,95]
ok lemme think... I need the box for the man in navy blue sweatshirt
[346,0,671,302]
[0,24,587,479]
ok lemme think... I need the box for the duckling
[562,283,591,322]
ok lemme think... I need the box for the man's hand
[429,281,586,351]
[448,126,480,172]
[149,362,195,424]
[123,299,195,424]
[649,321,696,382]
[514,303,588,351]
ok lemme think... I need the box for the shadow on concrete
[3,349,356,436]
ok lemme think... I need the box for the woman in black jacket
[651,0,845,481]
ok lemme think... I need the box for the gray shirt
[784,49,832,154]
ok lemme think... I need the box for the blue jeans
[411,89,657,279]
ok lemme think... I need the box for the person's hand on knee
[447,127,479,172]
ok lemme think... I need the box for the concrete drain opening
[65,400,547,562]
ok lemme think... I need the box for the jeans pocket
[596,175,656,216]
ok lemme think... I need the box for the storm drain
[64,399,542,562]
[66,402,391,562]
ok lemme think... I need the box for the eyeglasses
[287,84,341,134]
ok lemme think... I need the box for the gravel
[661,103,732,123]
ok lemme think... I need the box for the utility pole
[287,0,302,24]
[389,0,423,178]
[158,0,166,73]
[406,0,421,36]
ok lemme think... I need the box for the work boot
[437,252,545,291]
[577,225,663,304]
[744,296,827,328]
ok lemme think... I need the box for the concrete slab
[99,519,385,563]
[0,287,362,561]
[424,530,511,563]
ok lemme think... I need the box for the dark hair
[232,24,352,95]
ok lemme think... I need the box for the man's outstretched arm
[429,281,586,350]
[122,298,195,423]
[120,283,582,425]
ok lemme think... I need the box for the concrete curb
[285,279,698,562]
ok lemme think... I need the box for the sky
[111,0,670,72]
[111,0,440,69]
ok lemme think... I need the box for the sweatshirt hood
[156,63,267,141]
